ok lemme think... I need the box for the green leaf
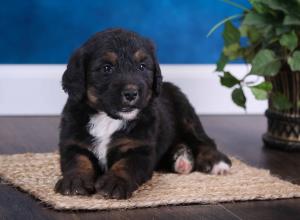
[248,27,262,43]
[223,43,240,60]
[263,0,290,13]
[250,82,273,100]
[249,0,269,13]
[220,72,240,88]
[279,31,298,51]
[275,26,291,35]
[264,0,300,16]
[253,81,273,91]
[251,88,268,100]
[248,0,264,4]
[297,100,300,108]
[240,24,262,43]
[250,49,281,76]
[232,88,246,108]
[223,21,240,46]
[242,12,269,28]
[253,3,267,14]
[243,47,256,62]
[283,15,300,25]
[239,24,248,37]
[288,51,300,71]
[216,53,229,71]
[262,25,276,41]
[272,93,293,111]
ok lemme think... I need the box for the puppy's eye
[138,63,146,71]
[103,64,113,73]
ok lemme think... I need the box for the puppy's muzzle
[121,84,139,105]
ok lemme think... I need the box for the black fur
[55,29,231,199]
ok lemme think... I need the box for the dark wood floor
[0,115,299,220]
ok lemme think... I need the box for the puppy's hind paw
[210,161,230,175]
[174,155,193,174]
[173,144,194,174]
[195,149,231,175]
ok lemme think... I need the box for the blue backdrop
[0,0,248,64]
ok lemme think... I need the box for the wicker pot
[263,67,300,150]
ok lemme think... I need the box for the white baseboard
[0,64,267,115]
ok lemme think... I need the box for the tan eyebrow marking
[133,50,147,62]
[102,52,118,64]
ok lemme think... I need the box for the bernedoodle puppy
[55,29,232,199]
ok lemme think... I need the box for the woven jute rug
[0,152,300,210]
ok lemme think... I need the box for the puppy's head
[62,29,162,120]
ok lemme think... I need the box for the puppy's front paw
[95,172,135,199]
[195,149,231,175]
[55,175,95,195]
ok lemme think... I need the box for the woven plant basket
[264,67,300,150]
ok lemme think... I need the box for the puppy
[55,29,231,199]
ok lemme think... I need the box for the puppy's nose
[122,85,139,103]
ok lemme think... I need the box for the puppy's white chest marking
[88,112,124,169]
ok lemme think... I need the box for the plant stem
[207,14,243,37]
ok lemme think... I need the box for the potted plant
[209,0,300,150]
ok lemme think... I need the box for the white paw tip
[211,161,230,175]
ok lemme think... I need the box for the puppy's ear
[62,48,87,102]
[148,41,163,96]
[153,54,163,96]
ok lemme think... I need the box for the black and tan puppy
[55,29,231,199]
